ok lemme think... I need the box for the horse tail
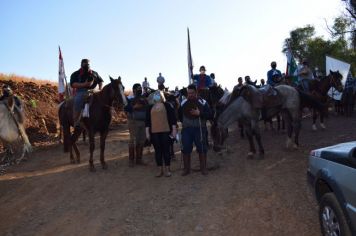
[299,91,325,111]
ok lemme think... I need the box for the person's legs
[160,132,172,177]
[194,127,208,175]
[151,133,164,177]
[127,119,136,167]
[73,92,85,128]
[135,121,146,165]
[181,128,194,176]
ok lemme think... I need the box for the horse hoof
[247,152,254,159]
[312,124,317,131]
[102,163,108,170]
[293,144,299,149]
[320,123,326,129]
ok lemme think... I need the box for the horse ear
[118,76,121,82]
[7,96,14,111]
[329,70,333,74]
[109,76,114,82]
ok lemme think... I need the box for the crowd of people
[1,58,355,176]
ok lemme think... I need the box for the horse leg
[320,111,326,129]
[88,131,96,172]
[100,130,109,170]
[245,126,255,159]
[293,120,301,149]
[254,126,264,159]
[71,127,82,164]
[281,111,293,149]
[312,109,317,131]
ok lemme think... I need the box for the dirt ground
[0,114,355,236]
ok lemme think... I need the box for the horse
[341,87,355,116]
[212,84,301,158]
[0,96,32,164]
[58,77,127,171]
[300,70,343,130]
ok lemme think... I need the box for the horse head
[109,76,127,107]
[240,85,263,109]
[329,70,343,92]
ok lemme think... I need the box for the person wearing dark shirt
[267,61,282,86]
[178,84,212,176]
[70,59,103,128]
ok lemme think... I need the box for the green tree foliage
[283,17,355,76]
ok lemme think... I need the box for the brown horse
[300,70,343,130]
[58,77,127,171]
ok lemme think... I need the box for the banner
[325,56,350,85]
[58,46,71,101]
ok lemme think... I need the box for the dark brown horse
[300,70,343,130]
[58,77,127,171]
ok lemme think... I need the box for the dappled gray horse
[216,84,301,158]
[0,96,32,164]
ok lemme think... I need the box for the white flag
[58,46,66,95]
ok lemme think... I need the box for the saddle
[243,85,282,109]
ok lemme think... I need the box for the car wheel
[319,193,352,236]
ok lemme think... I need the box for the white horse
[0,96,32,164]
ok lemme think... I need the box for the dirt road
[1,115,355,236]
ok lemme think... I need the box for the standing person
[124,83,148,167]
[145,91,177,177]
[297,59,314,92]
[244,76,257,86]
[157,73,165,88]
[70,59,103,129]
[193,66,213,90]
[267,61,282,87]
[142,77,150,94]
[179,84,212,176]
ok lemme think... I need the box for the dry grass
[0,73,57,87]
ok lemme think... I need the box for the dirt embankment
[0,75,127,148]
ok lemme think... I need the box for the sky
[0,0,345,90]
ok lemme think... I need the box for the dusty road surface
[0,115,355,236]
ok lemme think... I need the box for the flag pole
[187,28,194,85]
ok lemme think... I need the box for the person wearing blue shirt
[267,61,282,87]
[193,66,213,90]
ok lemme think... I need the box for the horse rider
[233,77,244,91]
[70,59,103,129]
[297,59,314,92]
[179,84,213,176]
[267,61,282,87]
[244,76,257,86]
[193,66,213,91]
[0,85,22,110]
[124,83,149,167]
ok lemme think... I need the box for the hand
[171,129,177,139]
[190,108,200,116]
[85,80,94,87]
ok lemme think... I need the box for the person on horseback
[0,85,23,110]
[267,61,282,87]
[70,59,103,128]
[233,77,244,91]
[297,59,314,92]
[179,84,212,176]
[193,66,213,90]
[244,76,257,86]
[125,83,149,167]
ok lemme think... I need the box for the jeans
[181,127,208,154]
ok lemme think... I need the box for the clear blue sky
[0,0,344,90]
